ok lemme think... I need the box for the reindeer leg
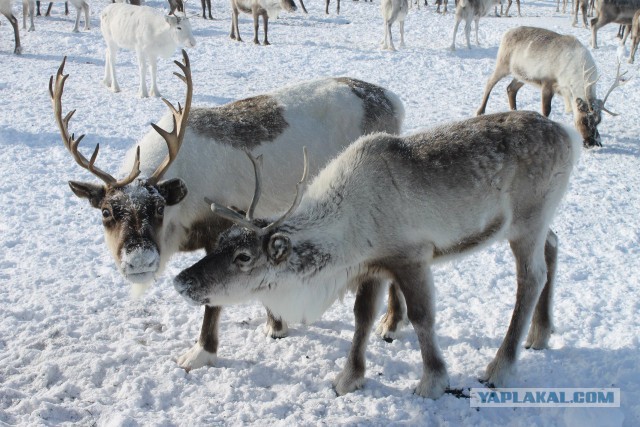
[136,51,149,98]
[83,3,90,31]
[394,262,449,399]
[541,81,554,117]
[482,229,548,387]
[376,282,407,342]
[298,0,308,14]
[264,308,289,338]
[450,17,461,50]
[252,9,260,44]
[506,78,524,111]
[230,7,241,41]
[399,19,405,48]
[629,36,639,63]
[207,0,213,19]
[148,56,161,98]
[525,230,557,350]
[72,5,80,32]
[262,13,269,45]
[177,306,221,371]
[6,13,21,54]
[333,277,385,395]
[476,67,509,115]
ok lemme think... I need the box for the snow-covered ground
[1,0,638,425]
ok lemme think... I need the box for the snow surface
[1,0,639,425]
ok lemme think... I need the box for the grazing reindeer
[0,0,21,54]
[174,111,581,398]
[381,0,408,50]
[591,0,640,48]
[100,3,196,98]
[22,0,34,31]
[230,0,297,45]
[628,10,640,63]
[50,52,405,371]
[450,0,495,50]
[476,26,626,147]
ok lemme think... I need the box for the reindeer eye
[234,253,252,264]
[156,205,165,216]
[102,208,111,219]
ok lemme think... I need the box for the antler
[583,63,600,99]
[205,148,309,236]
[49,57,141,187]
[147,49,193,185]
[601,62,630,116]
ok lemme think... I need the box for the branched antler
[147,49,193,185]
[206,148,309,235]
[49,57,140,187]
[601,62,630,116]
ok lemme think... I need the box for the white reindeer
[230,0,297,45]
[67,0,89,32]
[174,110,581,398]
[476,26,626,147]
[22,0,34,31]
[450,0,496,50]
[49,52,406,371]
[100,3,196,98]
[628,10,640,63]
[0,0,21,53]
[381,0,408,50]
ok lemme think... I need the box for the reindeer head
[575,63,628,148]
[165,11,196,49]
[174,150,308,306]
[50,51,193,286]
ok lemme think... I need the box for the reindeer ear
[157,178,188,206]
[267,233,291,265]
[68,181,106,208]
[165,15,178,24]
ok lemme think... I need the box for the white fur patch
[176,343,217,371]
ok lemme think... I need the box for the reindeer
[230,0,297,45]
[591,0,640,48]
[0,0,21,54]
[174,110,581,398]
[22,0,34,32]
[381,0,408,50]
[50,52,406,371]
[476,26,627,147]
[100,3,196,98]
[628,10,640,63]
[450,0,496,50]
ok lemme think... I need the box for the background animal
[230,0,297,45]
[52,52,406,371]
[100,3,196,97]
[450,0,496,50]
[0,0,21,53]
[174,111,581,399]
[381,0,408,50]
[591,0,640,48]
[476,26,625,147]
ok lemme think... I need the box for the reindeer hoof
[333,369,366,395]
[414,370,449,399]
[177,343,217,371]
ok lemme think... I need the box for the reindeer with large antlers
[476,26,627,147]
[50,52,406,371]
[174,110,582,398]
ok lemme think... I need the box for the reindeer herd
[3,0,630,400]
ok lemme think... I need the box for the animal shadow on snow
[449,45,498,60]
